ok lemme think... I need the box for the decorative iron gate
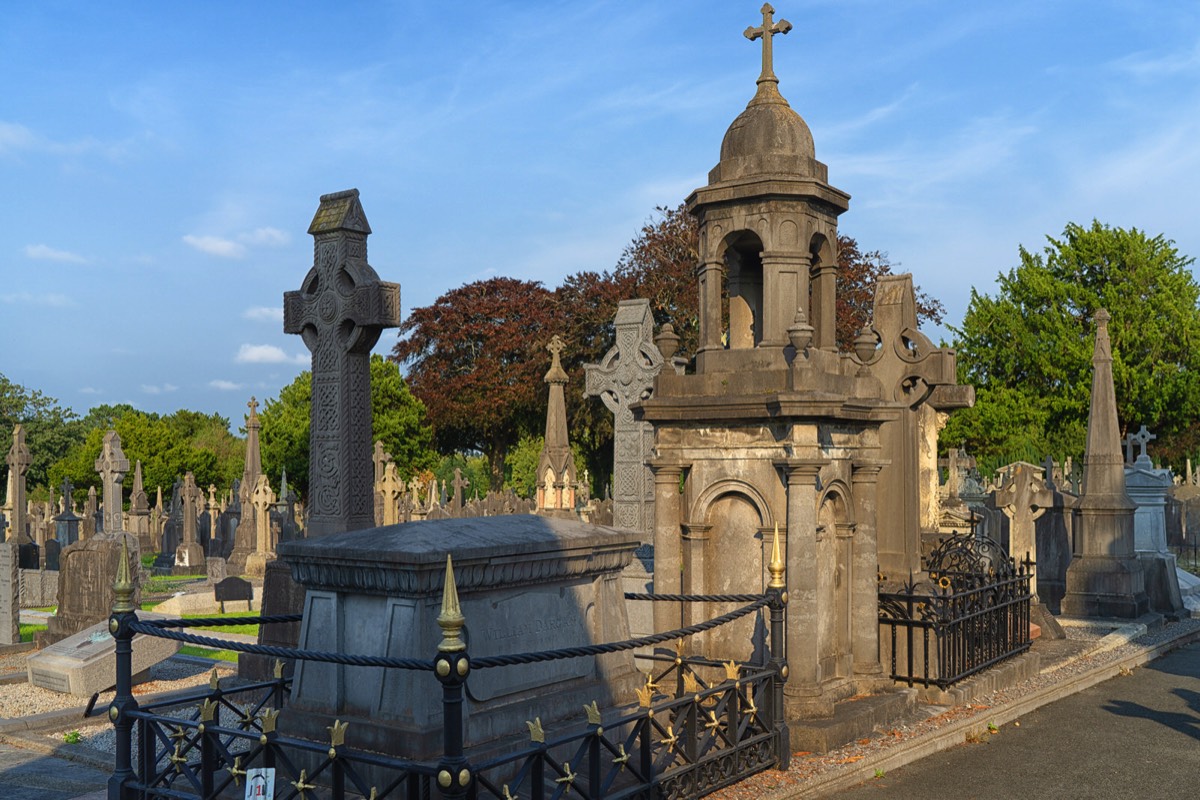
[104,539,790,800]
[877,531,1032,689]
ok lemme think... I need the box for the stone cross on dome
[744,3,792,84]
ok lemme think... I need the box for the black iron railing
[878,532,1033,689]
[106,570,788,800]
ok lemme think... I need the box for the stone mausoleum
[633,5,971,719]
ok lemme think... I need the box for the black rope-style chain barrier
[624,592,764,603]
[126,620,435,671]
[469,597,770,669]
[127,594,772,672]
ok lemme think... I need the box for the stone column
[696,260,725,360]
[777,458,826,716]
[648,460,685,634]
[812,264,838,351]
[680,523,711,629]
[850,458,885,678]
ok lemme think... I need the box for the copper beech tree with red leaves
[392,277,556,490]
[393,204,944,492]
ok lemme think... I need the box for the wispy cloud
[140,383,179,395]
[79,386,101,395]
[0,291,75,307]
[208,379,244,391]
[242,306,284,322]
[24,244,87,263]
[183,226,292,259]
[183,234,246,259]
[239,227,289,247]
[235,344,308,365]
[0,120,127,160]
[1111,40,1200,80]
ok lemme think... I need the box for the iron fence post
[435,555,471,800]
[107,537,139,800]
[767,526,790,769]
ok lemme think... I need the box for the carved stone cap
[277,514,640,597]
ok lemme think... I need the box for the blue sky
[4,1,1199,431]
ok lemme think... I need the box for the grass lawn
[19,623,47,643]
[179,645,239,663]
[182,611,260,637]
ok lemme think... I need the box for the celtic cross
[284,189,400,536]
[744,3,792,84]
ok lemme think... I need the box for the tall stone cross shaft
[284,189,401,537]
[4,426,30,543]
[584,299,665,534]
[95,430,130,534]
[744,3,792,84]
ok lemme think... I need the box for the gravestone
[0,541,18,645]
[377,463,403,526]
[4,425,31,545]
[173,472,206,573]
[230,398,263,572]
[583,299,664,534]
[452,468,469,509]
[206,556,228,584]
[95,430,129,534]
[1062,310,1150,619]
[283,189,400,536]
[215,576,254,612]
[277,515,640,760]
[1124,432,1185,615]
[127,460,152,553]
[43,537,61,571]
[991,462,1065,637]
[27,612,179,696]
[83,486,99,539]
[535,336,577,515]
[244,474,275,577]
[38,531,141,647]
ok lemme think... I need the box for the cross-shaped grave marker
[744,3,792,84]
[284,189,400,536]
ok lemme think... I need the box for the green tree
[0,373,83,491]
[503,435,589,500]
[259,355,437,497]
[944,221,1200,466]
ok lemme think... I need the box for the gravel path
[0,656,232,720]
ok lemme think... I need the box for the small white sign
[245,767,275,799]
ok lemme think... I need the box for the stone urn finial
[787,308,814,356]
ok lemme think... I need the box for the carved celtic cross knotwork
[1132,425,1156,462]
[283,189,400,536]
[584,300,664,533]
[744,3,792,83]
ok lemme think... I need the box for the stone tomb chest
[276,515,641,760]
[27,611,180,696]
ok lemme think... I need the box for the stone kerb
[275,514,641,761]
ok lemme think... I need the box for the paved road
[0,741,109,800]
[832,642,1200,800]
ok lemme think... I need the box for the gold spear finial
[437,554,466,652]
[768,522,785,589]
[112,535,136,613]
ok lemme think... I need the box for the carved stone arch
[718,230,766,350]
[809,232,835,270]
[816,480,855,526]
[690,478,774,530]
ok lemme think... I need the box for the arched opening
[809,233,836,350]
[722,231,765,349]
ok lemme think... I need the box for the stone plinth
[27,612,179,696]
[276,515,641,760]
[37,533,141,648]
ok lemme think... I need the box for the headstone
[451,468,469,509]
[4,425,31,544]
[206,556,228,584]
[535,335,577,515]
[43,537,61,571]
[27,612,179,696]
[94,430,129,534]
[173,472,206,573]
[244,474,275,577]
[377,463,403,526]
[1062,310,1150,619]
[584,299,664,534]
[127,460,152,552]
[0,542,18,645]
[1124,431,1185,614]
[38,531,141,647]
[230,398,263,572]
[214,576,254,606]
[283,188,401,537]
